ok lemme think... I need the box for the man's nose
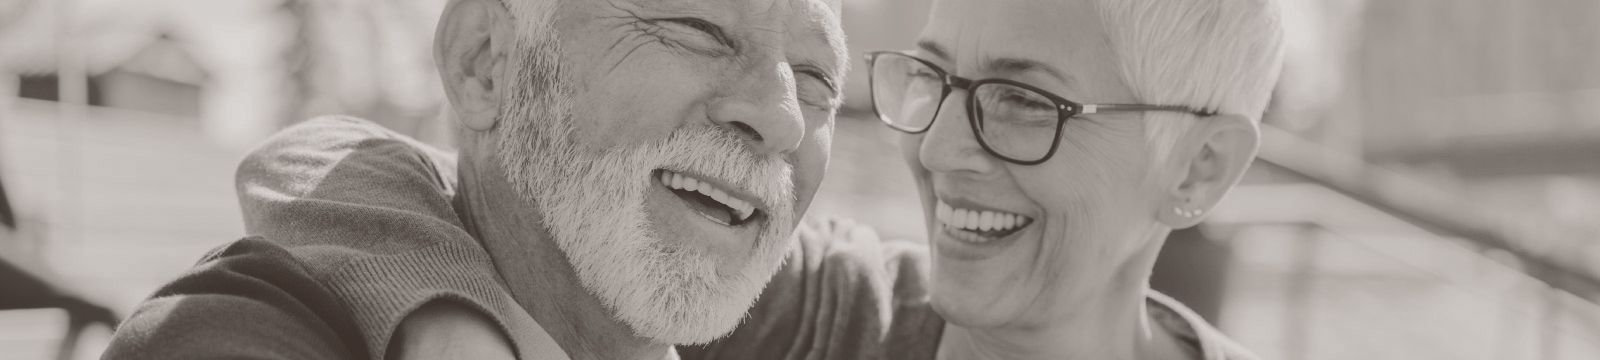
[920,88,998,174]
[707,62,806,156]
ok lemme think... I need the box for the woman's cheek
[899,133,930,179]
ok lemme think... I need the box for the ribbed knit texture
[108,116,566,360]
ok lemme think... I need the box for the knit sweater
[105,116,570,359]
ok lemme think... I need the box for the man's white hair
[1095,0,1285,159]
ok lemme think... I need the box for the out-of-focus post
[53,0,83,246]
[1282,224,1321,360]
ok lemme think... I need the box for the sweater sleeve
[678,217,901,360]
[104,238,367,360]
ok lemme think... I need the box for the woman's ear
[435,0,512,132]
[1157,113,1260,229]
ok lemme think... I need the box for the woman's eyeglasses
[865,51,1214,165]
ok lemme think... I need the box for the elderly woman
[859,0,1284,359]
[689,0,1281,359]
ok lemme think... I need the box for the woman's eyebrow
[983,56,1075,86]
[916,39,952,62]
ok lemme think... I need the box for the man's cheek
[586,71,709,147]
[808,115,834,169]
[790,143,828,221]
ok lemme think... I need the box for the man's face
[493,0,845,344]
[900,0,1165,329]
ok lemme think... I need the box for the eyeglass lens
[871,53,1065,162]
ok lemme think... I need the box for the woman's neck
[935,248,1191,360]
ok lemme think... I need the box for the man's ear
[1157,113,1260,229]
[435,0,511,132]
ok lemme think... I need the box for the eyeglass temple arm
[1080,103,1216,117]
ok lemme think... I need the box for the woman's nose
[920,88,998,174]
[707,62,806,156]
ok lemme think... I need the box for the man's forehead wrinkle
[635,0,721,14]
[614,0,744,25]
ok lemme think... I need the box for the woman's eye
[1000,90,1053,110]
[908,68,940,80]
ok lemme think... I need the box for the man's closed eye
[794,67,839,110]
[652,17,736,56]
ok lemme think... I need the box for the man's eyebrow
[797,10,848,79]
[984,56,1074,86]
[813,25,847,70]
[916,40,951,62]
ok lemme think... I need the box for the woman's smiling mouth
[935,199,1034,243]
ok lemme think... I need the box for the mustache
[641,126,795,215]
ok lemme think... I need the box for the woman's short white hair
[1095,0,1285,159]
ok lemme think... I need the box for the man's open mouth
[657,169,764,227]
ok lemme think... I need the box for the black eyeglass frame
[865,51,1217,165]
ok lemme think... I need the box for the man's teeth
[659,170,757,222]
[934,200,1031,234]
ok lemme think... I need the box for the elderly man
[104,0,860,359]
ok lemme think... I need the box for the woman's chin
[928,289,1016,329]
[925,222,1043,324]
[928,265,1026,328]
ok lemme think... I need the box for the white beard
[493,36,796,345]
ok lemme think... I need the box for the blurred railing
[1200,124,1600,359]
[1252,124,1600,304]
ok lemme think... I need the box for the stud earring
[1174,207,1203,218]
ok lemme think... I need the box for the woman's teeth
[934,200,1032,240]
[660,170,757,223]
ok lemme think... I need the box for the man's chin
[556,213,777,345]
[613,229,789,345]
[606,260,768,345]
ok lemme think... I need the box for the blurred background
[2,0,1600,358]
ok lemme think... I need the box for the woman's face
[902,0,1170,328]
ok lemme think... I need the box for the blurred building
[16,35,208,117]
[1,0,294,149]
[1267,0,1600,289]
